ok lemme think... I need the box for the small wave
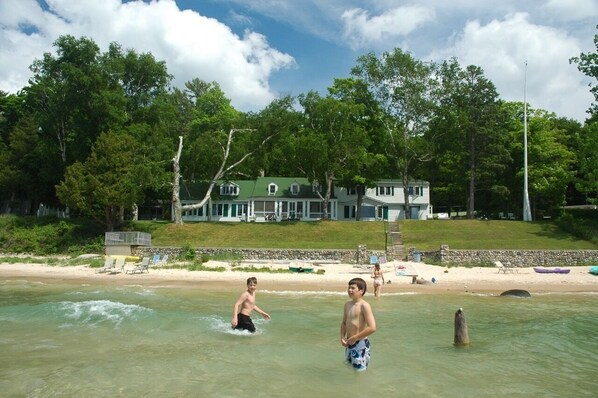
[57,300,153,329]
[264,290,346,296]
[263,290,416,297]
[200,315,263,336]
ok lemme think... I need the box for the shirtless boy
[340,277,377,371]
[231,277,270,333]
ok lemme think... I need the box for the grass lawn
[135,219,598,251]
[398,220,598,250]
[135,220,388,250]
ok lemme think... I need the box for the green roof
[180,177,334,201]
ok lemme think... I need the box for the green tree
[526,111,575,212]
[171,79,276,224]
[25,35,106,166]
[351,49,438,219]
[431,60,510,218]
[503,106,575,216]
[294,89,375,219]
[574,122,598,204]
[328,78,387,220]
[56,131,145,231]
[570,25,598,204]
[244,95,302,177]
[0,91,28,210]
[570,25,598,120]
[181,80,244,179]
[100,42,171,119]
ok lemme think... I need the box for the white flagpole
[523,61,532,221]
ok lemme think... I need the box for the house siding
[179,177,430,222]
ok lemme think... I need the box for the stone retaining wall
[412,246,598,267]
[135,246,387,264]
[136,245,598,267]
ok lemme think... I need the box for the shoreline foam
[1,260,597,295]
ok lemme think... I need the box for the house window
[290,183,300,195]
[236,204,247,216]
[348,188,356,195]
[212,204,226,216]
[268,183,278,195]
[361,205,376,218]
[409,186,424,196]
[378,186,393,196]
[220,184,238,196]
[309,201,331,217]
[344,205,356,219]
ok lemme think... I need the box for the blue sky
[1,0,597,122]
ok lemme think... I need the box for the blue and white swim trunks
[345,338,371,371]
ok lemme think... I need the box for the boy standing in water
[231,277,270,333]
[340,277,377,371]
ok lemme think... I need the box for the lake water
[1,280,597,397]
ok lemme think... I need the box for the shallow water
[1,281,597,397]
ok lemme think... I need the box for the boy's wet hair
[348,277,367,294]
[247,277,257,285]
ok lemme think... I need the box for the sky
[0,0,596,122]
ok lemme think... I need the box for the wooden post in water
[454,308,470,347]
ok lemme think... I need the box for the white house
[335,179,432,221]
[178,177,431,222]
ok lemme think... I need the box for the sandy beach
[1,259,597,295]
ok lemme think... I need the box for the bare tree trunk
[402,168,411,220]
[172,129,275,225]
[172,136,183,224]
[467,129,476,219]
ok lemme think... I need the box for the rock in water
[500,289,531,298]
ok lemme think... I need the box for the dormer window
[268,183,278,195]
[312,182,320,193]
[220,183,239,196]
[290,183,300,195]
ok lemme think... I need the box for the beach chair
[107,257,125,274]
[97,256,114,273]
[156,254,169,267]
[369,255,378,265]
[495,260,516,274]
[126,256,150,274]
[151,254,161,267]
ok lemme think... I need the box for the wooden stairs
[387,222,405,261]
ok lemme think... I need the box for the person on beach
[231,277,270,333]
[371,263,384,297]
[340,277,377,371]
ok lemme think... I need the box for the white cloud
[431,12,594,121]
[543,0,598,21]
[341,5,436,50]
[0,0,295,111]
